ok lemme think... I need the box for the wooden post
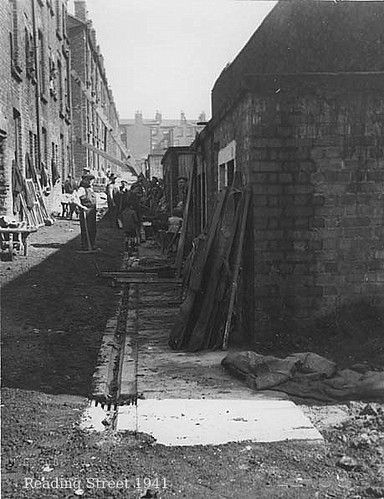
[175,159,195,276]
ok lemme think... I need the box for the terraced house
[0,0,72,217]
[68,0,132,182]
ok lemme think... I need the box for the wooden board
[222,188,251,349]
[175,160,195,276]
[168,190,227,350]
[114,277,183,285]
[187,189,238,351]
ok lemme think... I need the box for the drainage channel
[88,251,179,432]
[90,282,139,428]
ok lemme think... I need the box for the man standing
[74,174,97,251]
[63,174,77,194]
[61,174,78,219]
[105,173,119,224]
[116,180,129,213]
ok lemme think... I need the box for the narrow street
[2,217,384,498]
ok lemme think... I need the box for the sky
[68,0,276,120]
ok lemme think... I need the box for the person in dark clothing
[62,174,78,219]
[116,180,129,214]
[120,205,139,251]
[63,174,77,194]
[75,174,97,251]
[105,173,119,224]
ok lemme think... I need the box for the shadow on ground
[1,216,123,397]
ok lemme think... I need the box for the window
[13,109,22,172]
[57,57,63,114]
[67,144,71,174]
[41,127,48,167]
[62,3,66,37]
[51,142,59,180]
[60,134,65,179]
[27,131,38,178]
[28,131,34,172]
[55,0,62,37]
[218,141,236,191]
[33,133,38,173]
[25,29,35,80]
[47,0,54,15]
[65,58,70,112]
[10,0,22,78]
[38,30,46,96]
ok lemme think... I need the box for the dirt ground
[1,216,384,498]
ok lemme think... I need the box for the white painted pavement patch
[115,398,323,446]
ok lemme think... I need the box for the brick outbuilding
[196,0,384,335]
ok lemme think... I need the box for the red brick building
[196,0,384,335]
[0,0,72,217]
[68,1,132,182]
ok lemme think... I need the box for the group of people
[105,173,143,250]
[61,169,184,254]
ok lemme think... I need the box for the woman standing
[75,174,97,251]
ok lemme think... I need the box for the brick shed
[197,0,384,335]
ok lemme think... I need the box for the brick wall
[203,86,384,335]
[0,0,71,217]
[68,14,123,180]
[248,89,384,332]
[0,0,11,215]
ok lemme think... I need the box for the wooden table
[0,227,37,260]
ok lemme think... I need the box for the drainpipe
[31,0,42,180]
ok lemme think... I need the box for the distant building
[146,153,164,180]
[120,111,206,175]
[0,0,71,217]
[68,1,133,182]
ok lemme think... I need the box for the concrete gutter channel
[84,250,323,446]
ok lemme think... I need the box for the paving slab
[116,399,323,446]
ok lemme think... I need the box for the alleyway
[2,217,384,498]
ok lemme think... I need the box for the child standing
[119,205,139,252]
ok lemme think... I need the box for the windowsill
[56,30,62,41]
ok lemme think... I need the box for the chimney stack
[74,0,87,22]
[90,28,97,48]
[155,110,162,124]
[198,111,207,123]
[135,111,143,124]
